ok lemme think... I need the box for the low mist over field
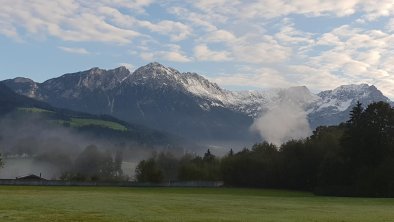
[0,112,160,179]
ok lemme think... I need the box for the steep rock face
[110,63,254,141]
[38,66,131,114]
[3,62,392,143]
[3,77,39,98]
[0,83,49,114]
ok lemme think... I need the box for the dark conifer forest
[135,101,394,197]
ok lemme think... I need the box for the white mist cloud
[251,87,314,146]
[252,102,311,146]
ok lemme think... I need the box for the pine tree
[228,149,234,157]
[347,101,363,126]
[203,149,215,162]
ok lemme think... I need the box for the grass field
[17,107,54,113]
[18,107,128,131]
[56,118,128,131]
[68,118,128,131]
[0,186,393,222]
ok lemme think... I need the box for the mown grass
[59,118,127,131]
[0,186,393,222]
[17,107,127,131]
[17,107,53,114]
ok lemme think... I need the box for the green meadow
[18,107,128,131]
[66,118,128,131]
[0,186,393,222]
[17,107,54,114]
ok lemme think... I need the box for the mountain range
[2,62,392,145]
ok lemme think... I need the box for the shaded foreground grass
[0,186,393,222]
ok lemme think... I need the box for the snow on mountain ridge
[315,84,390,111]
[3,62,391,123]
[306,83,392,127]
[126,63,390,120]
[128,62,232,105]
[181,72,229,104]
[318,84,371,99]
[41,66,131,93]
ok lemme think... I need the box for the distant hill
[0,83,181,148]
[0,83,50,114]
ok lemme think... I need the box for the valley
[1,1,393,221]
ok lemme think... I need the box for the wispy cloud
[1,0,394,98]
[189,0,394,20]
[194,44,231,61]
[386,18,394,33]
[58,46,90,55]
[140,44,191,62]
[210,68,291,89]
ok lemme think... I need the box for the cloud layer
[1,0,394,98]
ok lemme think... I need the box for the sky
[0,0,394,98]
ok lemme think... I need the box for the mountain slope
[3,62,392,144]
[4,63,256,143]
[0,82,50,114]
[0,82,179,148]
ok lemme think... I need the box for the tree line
[60,145,124,181]
[135,101,394,197]
[135,149,221,183]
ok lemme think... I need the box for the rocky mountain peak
[133,62,169,76]
[331,84,370,96]
[136,62,177,74]
[127,62,183,89]
[79,67,131,90]
[318,84,389,102]
[13,77,35,84]
[115,66,129,72]
[3,77,38,98]
[88,67,104,74]
[307,83,391,128]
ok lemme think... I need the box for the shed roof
[16,174,46,180]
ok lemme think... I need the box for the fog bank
[251,87,314,146]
